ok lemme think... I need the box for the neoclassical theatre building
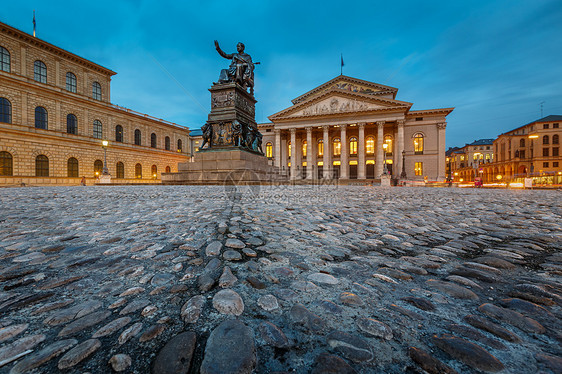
[0,21,190,185]
[259,76,453,181]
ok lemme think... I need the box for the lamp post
[102,140,109,175]
[382,143,388,175]
[400,150,407,179]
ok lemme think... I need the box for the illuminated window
[94,160,103,176]
[317,139,324,156]
[349,137,358,155]
[93,120,102,139]
[177,139,182,152]
[0,46,10,72]
[302,140,307,157]
[486,153,490,160]
[414,162,423,176]
[460,155,465,161]
[151,133,157,148]
[35,106,48,129]
[0,97,11,123]
[333,138,341,156]
[151,165,157,178]
[366,136,375,154]
[0,151,13,176]
[165,136,171,150]
[116,162,125,179]
[413,133,424,154]
[67,158,78,177]
[34,60,47,83]
[67,114,77,134]
[265,142,273,158]
[135,163,142,178]
[288,141,291,157]
[66,72,77,93]
[384,135,393,154]
[115,125,123,142]
[92,82,102,100]
[165,166,171,173]
[35,155,49,176]
[135,129,142,145]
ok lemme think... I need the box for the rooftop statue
[214,40,256,94]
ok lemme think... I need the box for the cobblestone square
[0,186,560,373]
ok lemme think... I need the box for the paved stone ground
[0,185,561,374]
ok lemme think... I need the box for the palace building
[0,21,190,185]
[258,76,453,181]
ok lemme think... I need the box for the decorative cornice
[376,121,385,128]
[437,122,447,130]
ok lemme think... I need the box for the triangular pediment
[291,75,398,105]
[269,89,411,121]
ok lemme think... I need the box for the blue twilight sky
[2,0,562,147]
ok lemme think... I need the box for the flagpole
[340,53,343,75]
[33,10,36,37]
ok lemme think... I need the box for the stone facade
[259,76,453,182]
[0,21,190,185]
[446,139,494,182]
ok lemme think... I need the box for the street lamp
[400,150,407,179]
[382,143,388,175]
[101,140,109,175]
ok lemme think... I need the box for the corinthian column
[340,124,348,179]
[290,128,296,180]
[358,123,366,179]
[306,127,313,180]
[323,125,331,179]
[397,120,405,178]
[376,121,385,177]
[437,123,447,180]
[274,129,281,168]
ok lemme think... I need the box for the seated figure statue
[215,40,255,94]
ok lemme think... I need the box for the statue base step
[162,148,286,185]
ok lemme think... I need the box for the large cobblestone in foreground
[0,185,560,373]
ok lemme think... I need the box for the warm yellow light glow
[460,178,464,182]
[302,162,307,167]
[102,140,109,147]
[366,160,375,165]
[349,160,358,165]
[153,174,157,178]
[454,172,459,176]
[333,161,341,166]
[528,135,539,139]
[383,143,388,150]
[386,160,393,164]
[509,182,524,188]
[496,175,502,180]
[95,172,99,176]
[317,161,323,166]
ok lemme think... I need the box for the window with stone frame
[543,162,549,168]
[92,82,102,100]
[135,129,142,145]
[67,114,77,134]
[35,106,48,129]
[165,136,171,151]
[151,165,157,178]
[414,162,423,176]
[165,166,171,173]
[0,151,13,176]
[94,160,103,176]
[67,158,78,177]
[177,139,182,152]
[317,139,324,156]
[265,142,273,158]
[0,46,10,72]
[34,60,47,83]
[543,148,549,157]
[413,133,424,154]
[35,155,49,177]
[115,125,124,142]
[302,141,307,157]
[384,135,393,156]
[288,141,291,157]
[93,120,103,139]
[553,123,559,128]
[553,162,559,167]
[333,138,341,156]
[135,163,142,178]
[553,147,559,157]
[543,135,549,144]
[543,124,549,129]
[365,136,375,154]
[349,137,358,155]
[553,134,559,144]
[520,138,525,147]
[151,133,157,148]
[66,72,77,93]
[116,162,125,179]
[0,97,11,123]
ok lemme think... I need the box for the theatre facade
[0,21,190,185]
[258,76,453,182]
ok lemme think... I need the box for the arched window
[134,129,142,145]
[135,163,142,178]
[520,138,525,147]
[92,82,102,100]
[67,158,78,177]
[317,139,324,157]
[0,97,11,123]
[151,133,157,148]
[116,162,125,179]
[177,139,182,152]
[93,120,102,139]
[165,136,171,150]
[0,151,13,176]
[333,138,341,156]
[553,134,559,144]
[115,125,123,143]
[0,46,10,72]
[165,166,171,173]
[34,60,47,83]
[543,135,549,145]
[35,155,49,177]
[67,114,77,134]
[265,142,273,158]
[66,72,77,93]
[349,137,358,155]
[366,136,375,154]
[94,160,103,176]
[288,141,291,157]
[414,133,424,154]
[151,165,157,178]
[35,106,48,129]
[302,140,307,157]
[384,135,393,154]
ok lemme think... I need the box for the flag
[33,10,36,37]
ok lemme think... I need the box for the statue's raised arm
[215,40,255,95]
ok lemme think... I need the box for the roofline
[0,21,117,76]
[407,108,455,116]
[498,115,562,136]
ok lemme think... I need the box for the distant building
[446,139,494,182]
[484,115,561,184]
[0,21,190,185]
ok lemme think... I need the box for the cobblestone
[0,185,560,373]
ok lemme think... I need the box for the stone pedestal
[380,174,391,187]
[98,175,111,184]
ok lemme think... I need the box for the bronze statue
[215,40,255,94]
[200,122,213,149]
